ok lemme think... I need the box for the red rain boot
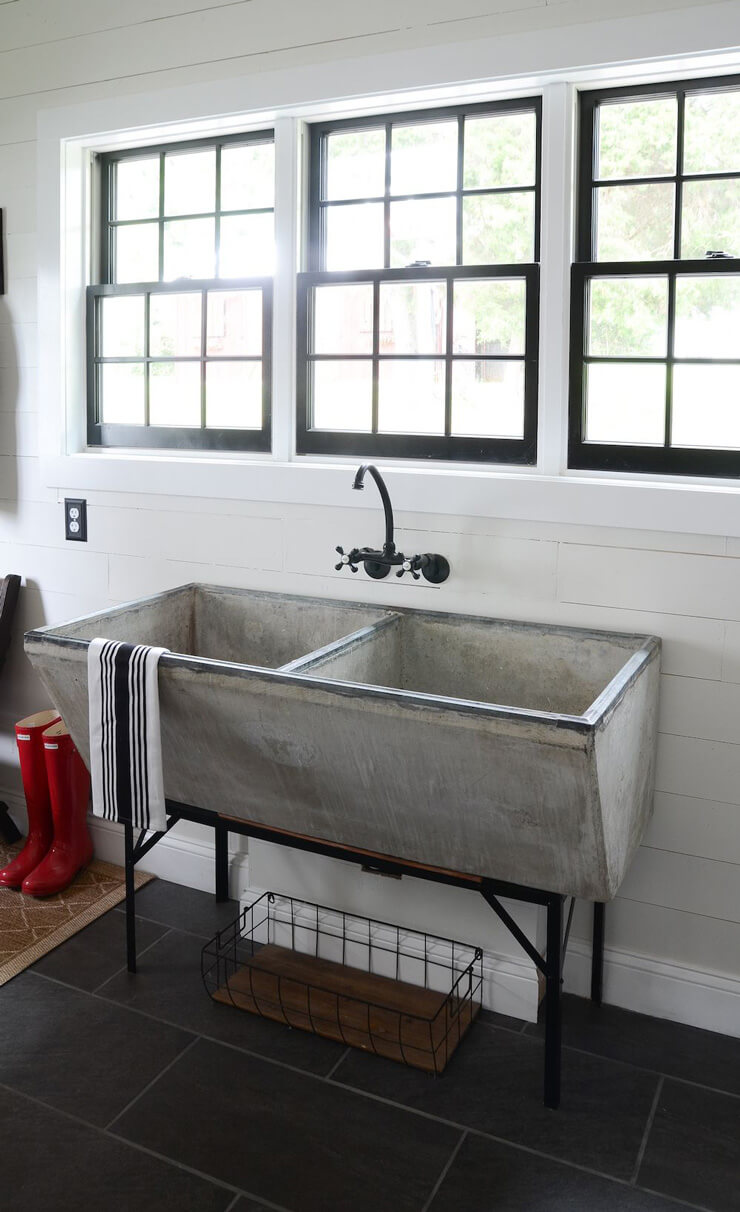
[0,710,60,889]
[22,721,93,897]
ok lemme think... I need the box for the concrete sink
[25,584,660,901]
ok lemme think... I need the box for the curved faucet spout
[352,464,395,553]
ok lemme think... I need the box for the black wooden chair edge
[0,575,22,844]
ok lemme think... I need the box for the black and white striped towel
[88,638,169,831]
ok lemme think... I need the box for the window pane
[150,292,202,357]
[585,362,666,445]
[672,364,740,448]
[325,203,384,270]
[596,97,677,180]
[207,290,262,356]
[684,91,740,175]
[219,212,274,276]
[206,361,262,428]
[100,362,145,424]
[675,275,740,358]
[462,193,535,264]
[101,295,145,357]
[390,121,457,196]
[451,360,524,437]
[594,183,674,261]
[379,281,446,354]
[453,279,526,356]
[163,218,215,280]
[312,361,372,431]
[390,197,456,267]
[115,157,159,221]
[115,223,159,284]
[377,360,445,433]
[149,361,201,427]
[588,277,668,357]
[463,111,536,189]
[164,148,216,216]
[681,178,740,259]
[313,284,373,354]
[221,141,274,210]
[325,129,385,201]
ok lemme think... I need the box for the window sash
[99,130,275,286]
[576,75,740,265]
[569,258,740,476]
[301,99,541,463]
[296,264,539,463]
[570,76,740,477]
[308,97,542,273]
[86,278,273,452]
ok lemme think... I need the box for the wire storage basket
[202,892,483,1074]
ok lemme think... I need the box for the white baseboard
[0,788,248,900]
[238,881,539,1021]
[564,938,740,1039]
[2,786,738,1037]
[89,816,250,901]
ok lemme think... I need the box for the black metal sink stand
[122,802,606,1111]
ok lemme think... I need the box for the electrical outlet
[64,498,87,542]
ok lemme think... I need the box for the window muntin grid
[297,265,539,463]
[101,133,275,284]
[310,102,540,273]
[570,76,740,478]
[87,279,272,452]
[300,99,542,463]
[89,131,274,451]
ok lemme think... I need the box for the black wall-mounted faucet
[336,464,450,584]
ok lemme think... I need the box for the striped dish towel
[88,638,169,831]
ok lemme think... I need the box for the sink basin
[25,585,660,901]
[44,583,391,670]
[301,611,643,717]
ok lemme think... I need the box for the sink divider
[277,612,401,677]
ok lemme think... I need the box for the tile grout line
[518,1023,740,1102]
[92,927,175,995]
[420,1129,468,1212]
[0,1076,246,1203]
[112,904,233,943]
[105,1034,201,1131]
[3,1068,709,1212]
[323,1046,352,1080]
[630,1074,664,1186]
[17,966,721,1208]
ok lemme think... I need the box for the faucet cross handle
[396,557,421,581]
[334,546,359,573]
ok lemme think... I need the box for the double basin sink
[25,584,660,901]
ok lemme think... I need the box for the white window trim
[37,1,740,538]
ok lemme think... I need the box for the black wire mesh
[202,891,483,1073]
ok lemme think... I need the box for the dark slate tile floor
[0,876,735,1212]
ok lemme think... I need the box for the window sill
[44,449,740,540]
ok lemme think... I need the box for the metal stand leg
[215,818,229,903]
[591,901,605,1005]
[124,820,137,974]
[544,894,564,1110]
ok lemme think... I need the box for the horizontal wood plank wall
[0,0,738,1030]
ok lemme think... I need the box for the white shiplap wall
[1,0,739,1031]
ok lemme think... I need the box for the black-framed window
[570,77,740,477]
[297,100,541,463]
[88,131,274,451]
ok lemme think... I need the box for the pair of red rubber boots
[0,710,93,897]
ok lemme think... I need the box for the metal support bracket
[121,799,607,1108]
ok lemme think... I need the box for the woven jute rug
[0,838,153,985]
